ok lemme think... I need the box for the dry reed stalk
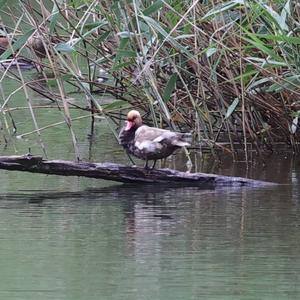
[0,0,299,159]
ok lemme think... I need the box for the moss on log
[0,154,276,187]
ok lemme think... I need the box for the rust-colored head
[125,110,143,131]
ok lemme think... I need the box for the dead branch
[0,154,276,187]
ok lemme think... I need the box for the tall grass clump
[0,0,300,159]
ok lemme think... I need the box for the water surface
[0,157,300,300]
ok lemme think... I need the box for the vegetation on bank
[0,0,299,159]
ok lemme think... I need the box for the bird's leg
[151,160,157,170]
[144,159,149,169]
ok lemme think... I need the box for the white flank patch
[136,141,162,152]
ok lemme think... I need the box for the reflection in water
[0,183,299,299]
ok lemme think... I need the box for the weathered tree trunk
[0,154,276,187]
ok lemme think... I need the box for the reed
[0,0,299,158]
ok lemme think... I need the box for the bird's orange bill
[125,121,134,131]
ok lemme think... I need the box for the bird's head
[125,110,143,131]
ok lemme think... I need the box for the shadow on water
[0,182,279,204]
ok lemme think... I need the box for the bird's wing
[135,126,176,143]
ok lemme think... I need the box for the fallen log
[0,154,276,187]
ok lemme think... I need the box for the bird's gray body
[119,124,192,161]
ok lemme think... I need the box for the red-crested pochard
[119,110,192,169]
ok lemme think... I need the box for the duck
[119,110,192,169]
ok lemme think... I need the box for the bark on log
[0,154,276,187]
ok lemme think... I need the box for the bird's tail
[172,132,192,147]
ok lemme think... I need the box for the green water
[0,178,299,300]
[0,72,300,299]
